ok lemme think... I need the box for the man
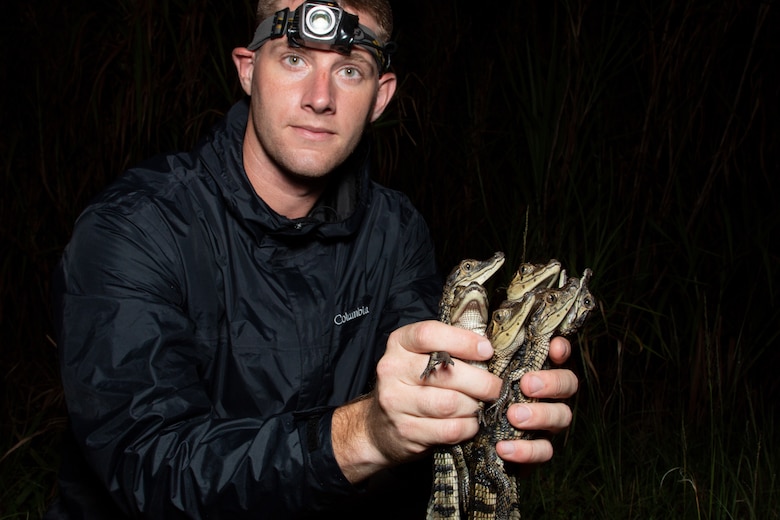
[46,0,578,517]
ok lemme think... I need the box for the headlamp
[247,1,394,74]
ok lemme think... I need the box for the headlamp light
[247,1,394,75]
[304,4,339,39]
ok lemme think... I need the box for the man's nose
[302,69,335,113]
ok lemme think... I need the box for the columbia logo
[333,305,370,325]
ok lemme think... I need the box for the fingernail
[477,340,493,358]
[497,441,515,456]
[526,375,544,395]
[513,404,531,424]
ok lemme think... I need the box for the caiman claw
[420,351,454,379]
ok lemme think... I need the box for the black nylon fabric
[46,99,441,518]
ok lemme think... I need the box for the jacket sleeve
[54,206,357,518]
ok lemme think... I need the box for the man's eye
[341,67,362,79]
[285,55,302,66]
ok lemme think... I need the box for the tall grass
[1,1,255,516]
[2,0,778,517]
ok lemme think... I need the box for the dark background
[2,0,779,517]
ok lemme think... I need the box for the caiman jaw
[449,282,490,335]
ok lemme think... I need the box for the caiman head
[525,277,582,342]
[505,259,562,302]
[422,252,505,380]
[443,252,506,290]
[488,258,565,362]
[487,291,538,355]
[439,252,505,323]
[558,269,596,336]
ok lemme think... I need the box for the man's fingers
[373,325,581,465]
[419,360,503,402]
[388,320,494,361]
[495,401,575,464]
[411,386,482,420]
[519,369,578,399]
[369,387,481,451]
[496,438,554,464]
[548,336,572,364]
[506,401,573,434]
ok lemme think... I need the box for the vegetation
[2,0,777,517]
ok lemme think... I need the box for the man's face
[236,0,396,182]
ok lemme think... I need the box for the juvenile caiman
[421,252,505,379]
[424,255,595,520]
[423,253,504,520]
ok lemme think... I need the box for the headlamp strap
[269,9,292,39]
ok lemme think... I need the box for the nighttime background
[1,0,779,517]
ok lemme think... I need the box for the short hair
[255,0,393,43]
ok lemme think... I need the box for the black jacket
[47,99,441,518]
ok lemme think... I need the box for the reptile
[424,253,504,520]
[421,252,505,379]
[426,279,493,520]
[424,255,596,520]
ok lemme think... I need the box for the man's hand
[369,321,501,460]
[333,320,497,482]
[331,322,578,483]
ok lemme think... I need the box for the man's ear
[369,72,397,123]
[232,47,255,96]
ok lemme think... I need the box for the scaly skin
[450,283,492,337]
[557,269,596,335]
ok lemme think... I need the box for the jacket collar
[199,99,372,242]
